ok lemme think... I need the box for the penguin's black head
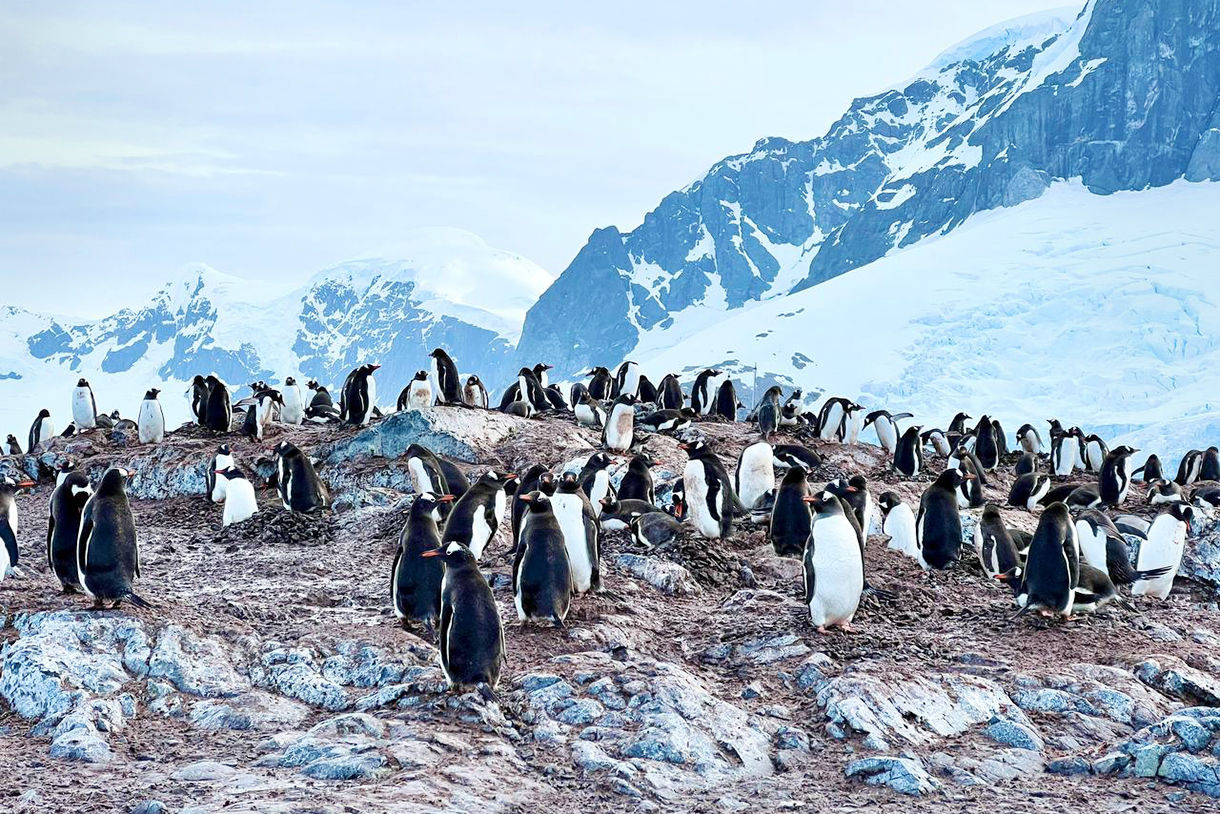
[480,469,517,489]
[632,452,657,468]
[587,452,612,469]
[520,490,554,512]
[598,496,620,513]
[429,348,445,359]
[678,440,709,458]
[63,472,92,501]
[466,375,481,386]
[414,370,429,381]
[847,475,868,492]
[995,566,1024,597]
[38,408,51,419]
[802,491,840,513]
[0,475,36,493]
[76,378,89,388]
[406,443,432,460]
[217,466,247,481]
[534,363,553,373]
[558,472,582,493]
[517,367,534,377]
[421,540,476,566]
[307,380,319,390]
[362,363,381,374]
[877,491,903,514]
[981,503,1003,521]
[144,388,160,400]
[274,440,296,457]
[1166,503,1195,524]
[935,468,969,489]
[193,374,206,385]
[98,467,131,493]
[1111,445,1139,457]
[413,491,455,516]
[538,471,556,494]
[285,376,296,386]
[5,434,15,443]
[58,458,76,472]
[217,443,231,456]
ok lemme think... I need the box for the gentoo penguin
[77,468,150,608]
[280,377,305,425]
[1065,483,1102,509]
[816,397,855,442]
[754,386,783,440]
[657,374,684,410]
[691,369,721,416]
[550,474,600,593]
[532,362,554,389]
[204,375,231,432]
[578,452,616,514]
[55,460,77,488]
[974,504,1020,579]
[827,475,875,543]
[768,465,811,557]
[992,419,1009,456]
[1192,483,1220,507]
[305,380,341,422]
[878,491,919,560]
[1099,445,1138,506]
[948,443,989,487]
[96,410,115,429]
[1132,503,1194,600]
[803,491,865,634]
[1038,482,1086,507]
[921,428,952,458]
[639,408,693,433]
[1147,479,1185,505]
[1013,502,1078,619]
[601,394,637,453]
[735,440,774,513]
[1132,454,1162,483]
[510,465,548,549]
[618,454,655,503]
[190,375,209,425]
[844,403,866,445]
[543,385,569,412]
[1015,452,1038,477]
[637,375,658,405]
[405,444,449,496]
[137,388,165,444]
[436,459,470,502]
[392,492,451,633]
[574,392,607,428]
[1113,514,1151,539]
[47,471,92,592]
[586,367,614,401]
[513,492,574,626]
[28,409,55,452]
[5,434,22,455]
[893,425,924,478]
[1202,447,1220,481]
[340,363,379,425]
[1016,423,1044,455]
[667,478,686,520]
[423,541,505,692]
[680,440,745,539]
[1067,564,1128,615]
[780,390,804,427]
[499,367,547,414]
[613,361,641,398]
[973,415,999,471]
[864,410,911,455]
[1083,434,1109,473]
[629,511,681,550]
[1175,450,1203,486]
[1008,473,1051,510]
[598,498,663,531]
[72,378,98,430]
[464,375,489,409]
[218,467,259,526]
[712,379,741,421]
[772,444,823,471]
[916,469,970,570]
[397,371,433,412]
[946,412,972,449]
[0,475,33,577]
[429,349,464,405]
[1051,429,1081,477]
[1047,418,1066,439]
[1074,510,1168,589]
[241,400,263,442]
[442,470,516,560]
[274,440,328,513]
[207,444,234,503]
[569,381,589,407]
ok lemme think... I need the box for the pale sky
[0,0,1074,317]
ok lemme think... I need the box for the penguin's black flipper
[0,521,18,568]
[46,512,55,570]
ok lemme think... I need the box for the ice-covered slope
[632,179,1220,463]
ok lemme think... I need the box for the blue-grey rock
[1132,742,1171,777]
[130,801,166,814]
[612,554,701,596]
[1157,753,1220,796]
[1171,716,1216,752]
[298,750,387,781]
[845,755,942,796]
[1136,658,1220,707]
[147,624,248,699]
[776,725,810,752]
[1092,752,1130,775]
[1012,688,1097,716]
[983,716,1044,752]
[318,408,526,465]
[48,722,112,763]
[1046,756,1091,775]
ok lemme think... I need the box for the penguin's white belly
[493,489,507,526]
[683,464,721,538]
[884,506,918,559]
[553,495,593,592]
[1075,524,1109,573]
[1133,520,1185,599]
[737,445,774,511]
[363,378,377,424]
[877,421,897,453]
[282,388,304,424]
[575,403,597,426]
[606,409,633,452]
[8,500,18,537]
[407,382,431,411]
[820,405,844,441]
[589,471,610,516]
[137,401,164,443]
[72,389,95,428]
[847,412,862,445]
[623,369,640,397]
[223,481,259,526]
[408,459,434,494]
[470,508,492,559]
[808,517,863,627]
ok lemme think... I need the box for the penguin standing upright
[578,452,615,515]
[768,466,811,557]
[47,472,92,592]
[827,475,874,542]
[398,371,433,412]
[922,428,952,458]
[574,392,606,428]
[274,440,328,513]
[550,474,600,593]
[442,470,516,560]
[340,363,380,425]
[1016,424,1044,455]
[602,394,637,453]
[992,419,1009,456]
[189,375,209,425]
[864,410,912,455]
[1015,452,1038,476]
[1202,447,1220,481]
[423,542,505,692]
[755,386,782,440]
[946,412,972,450]
[77,468,149,608]
[916,469,970,570]
[974,415,999,471]
[305,380,341,422]
[586,367,614,401]
[680,440,745,539]
[207,444,234,503]
[735,440,775,513]
[617,454,655,503]
[137,388,165,444]
[405,445,450,517]
[28,409,55,452]
[974,504,1020,579]
[429,349,464,405]
[511,466,553,550]
[204,376,231,432]
[72,378,98,430]
[614,361,641,398]
[464,376,489,409]
[1051,430,1081,476]
[657,374,684,410]
[1099,445,1138,506]
[0,476,33,578]
[1083,434,1109,473]
[893,425,924,478]
[637,375,658,405]
[816,398,853,442]
[878,491,919,560]
[1131,453,1162,484]
[5,434,22,455]
[532,362,554,389]
[218,467,259,526]
[513,493,573,626]
[392,492,451,632]
[691,369,721,415]
[1132,503,1194,600]
[802,491,865,633]
[1014,503,1079,619]
[280,377,304,425]
[1175,450,1204,486]
[499,367,547,414]
[713,379,741,421]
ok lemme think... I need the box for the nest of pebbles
[211,506,337,547]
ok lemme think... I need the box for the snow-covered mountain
[0,230,552,438]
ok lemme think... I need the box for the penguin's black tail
[477,683,500,704]
[1132,565,1171,582]
[1010,604,1031,621]
[125,590,156,609]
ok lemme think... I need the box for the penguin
[1066,564,1127,615]
[772,444,822,471]
[437,459,470,502]
[1175,450,1204,486]
[274,440,328,513]
[531,362,554,389]
[28,409,55,452]
[864,410,911,454]
[1202,447,1220,481]
[77,468,150,608]
[1131,503,1194,600]
[613,361,641,398]
[1050,430,1081,477]
[601,394,637,453]
[1148,479,1185,505]
[921,428,952,458]
[735,440,774,514]
[844,403,866,445]
[1013,502,1078,619]
[405,444,450,519]
[513,492,574,626]
[893,425,924,478]
[5,434,22,455]
[1015,452,1038,477]
[587,367,614,401]
[826,475,874,542]
[204,375,232,432]
[499,367,548,414]
[954,459,986,509]
[691,369,721,416]
[71,378,98,430]
[429,349,464,405]
[816,397,853,442]
[973,504,1021,579]
[463,375,489,409]
[1113,514,1151,539]
[974,415,999,471]
[779,388,805,427]
[754,386,783,440]
[241,400,263,442]
[280,377,304,425]
[1192,483,1220,507]
[218,467,259,526]
[1074,510,1168,589]
[423,541,505,692]
[189,375,209,425]
[135,388,165,444]
[574,392,607,428]
[543,385,569,412]
[638,408,693,433]
[680,440,746,539]
[397,371,433,412]
[948,442,989,486]
[618,454,655,504]
[55,460,76,488]
[657,374,684,410]
[442,470,516,560]
[1132,454,1162,483]
[666,478,686,520]
[0,475,33,577]
[1047,418,1066,439]
[578,452,616,514]
[946,412,972,449]
[712,379,741,421]
[637,375,659,406]
[1083,434,1109,473]
[340,363,380,425]
[511,465,551,550]
[392,492,452,633]
[113,417,138,433]
[1099,445,1138,506]
[1065,484,1102,509]
[305,380,341,422]
[916,469,970,570]
[502,399,533,419]
[1008,473,1051,510]
[550,473,600,593]
[1039,482,1087,507]
[878,491,919,560]
[46,471,91,592]
[629,511,682,550]
[207,444,234,503]
[768,465,811,558]
[597,498,663,531]
[802,491,865,633]
[1016,423,1044,455]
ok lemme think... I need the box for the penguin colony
[1,356,1216,695]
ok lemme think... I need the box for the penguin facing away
[423,541,505,692]
[512,492,574,626]
[29,409,55,452]
[429,348,464,405]
[392,492,452,633]
[218,467,259,526]
[617,453,656,504]
[893,425,924,478]
[340,363,380,425]
[803,491,865,633]
[190,375,209,425]
[204,376,232,432]
[1201,447,1220,481]
[274,440,328,513]
[586,367,614,401]
[511,465,551,551]
[47,471,92,592]
[768,465,811,558]
[657,374,684,410]
[1013,502,1079,620]
[916,469,970,570]
[1132,454,1162,483]
[754,386,783,440]
[77,468,151,608]
[4,434,21,455]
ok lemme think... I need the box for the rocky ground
[1,408,1220,813]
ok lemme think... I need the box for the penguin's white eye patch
[421,491,436,501]
[446,542,462,555]
[71,485,92,497]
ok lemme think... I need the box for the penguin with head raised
[803,491,865,634]
[578,452,615,515]
[1083,434,1109,473]
[1015,452,1038,477]
[768,465,811,558]
[5,434,21,455]
[921,428,952,458]
[1132,454,1162,483]
[618,453,656,504]
[735,440,774,514]
[513,492,574,626]
[878,491,919,561]
[532,362,554,390]
[207,444,234,503]
[865,410,912,455]
[340,363,380,425]
[712,378,741,421]
[586,367,614,401]
[28,409,55,452]
[0,475,34,578]
[398,370,433,412]
[464,375,489,409]
[974,504,1020,579]
[217,467,259,526]
[657,374,684,410]
[1132,503,1194,600]
[429,348,464,405]
[435,459,470,503]
[680,440,746,539]
[423,541,505,693]
[241,399,264,442]
[916,469,970,570]
[1099,445,1138,506]
[613,361,640,398]
[71,378,98,430]
[77,468,150,608]
[47,471,92,592]
[134,388,165,444]
[392,491,452,635]
[511,465,553,551]
[551,473,600,594]
[274,440,328,513]
[754,386,783,440]
[1201,447,1220,481]
[973,415,1000,471]
[1016,424,1043,456]
[204,376,232,432]
[816,397,851,442]
[1012,502,1079,620]
[55,460,76,488]
[189,375,209,425]
[691,369,721,416]
[992,419,1009,456]
[1008,472,1051,511]
[946,412,972,450]
[893,425,924,478]
[280,376,304,425]
[442,470,517,560]
[637,375,658,406]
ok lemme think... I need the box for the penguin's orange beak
[504,473,518,480]
[17,480,35,488]
[843,486,858,493]
[599,497,612,505]
[420,549,442,558]
[994,574,1009,581]
[802,495,817,503]
[438,494,455,503]
[678,444,690,450]
[520,494,534,503]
